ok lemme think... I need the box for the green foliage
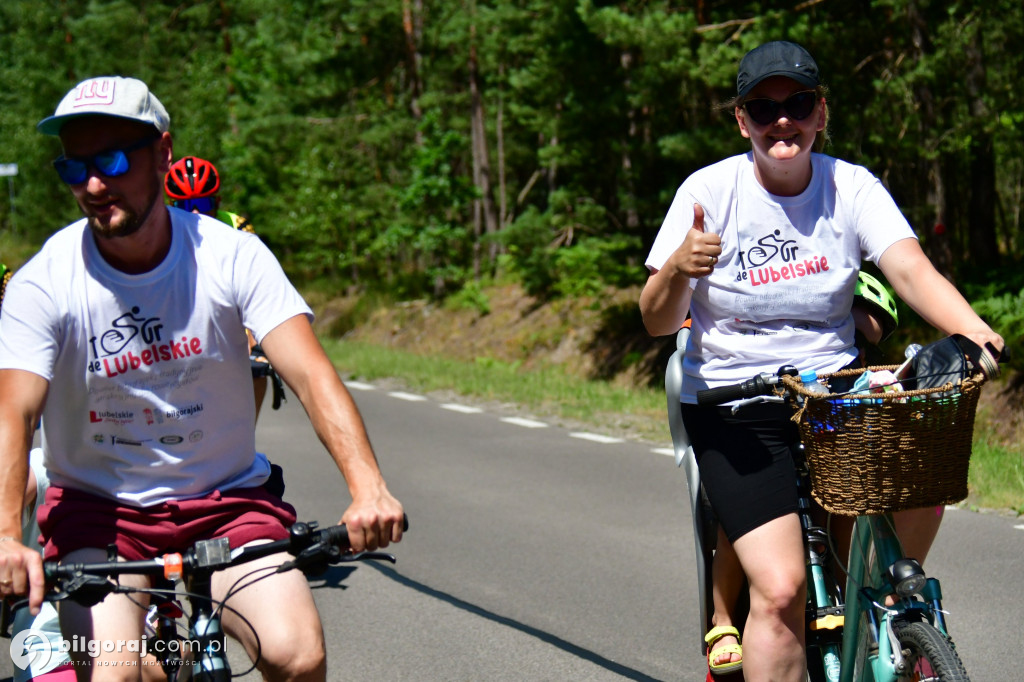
[445,281,491,316]
[0,0,1021,308]
[968,292,1024,373]
[969,420,1024,514]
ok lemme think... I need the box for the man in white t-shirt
[0,76,404,681]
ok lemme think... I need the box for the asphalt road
[4,377,1023,680]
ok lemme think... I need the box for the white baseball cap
[37,76,170,136]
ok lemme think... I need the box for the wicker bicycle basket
[781,367,986,515]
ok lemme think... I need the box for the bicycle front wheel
[892,621,970,681]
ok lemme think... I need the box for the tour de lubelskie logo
[87,306,204,377]
[733,229,829,286]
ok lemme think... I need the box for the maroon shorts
[34,663,78,681]
[38,484,297,561]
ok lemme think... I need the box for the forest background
[0,1,1022,507]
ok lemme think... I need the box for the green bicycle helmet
[854,271,898,341]
[0,263,9,312]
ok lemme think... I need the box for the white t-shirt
[0,209,311,505]
[10,450,69,682]
[646,153,916,403]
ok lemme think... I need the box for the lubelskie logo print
[87,306,203,377]
[733,229,829,286]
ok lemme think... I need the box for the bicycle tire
[891,620,970,681]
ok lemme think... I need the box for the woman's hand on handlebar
[963,330,1005,361]
[0,538,46,615]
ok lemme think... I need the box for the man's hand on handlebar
[0,538,46,615]
[340,494,405,552]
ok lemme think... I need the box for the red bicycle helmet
[165,156,220,200]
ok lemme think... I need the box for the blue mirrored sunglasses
[52,135,159,185]
[172,197,217,214]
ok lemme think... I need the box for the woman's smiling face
[736,76,825,166]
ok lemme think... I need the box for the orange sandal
[705,625,743,675]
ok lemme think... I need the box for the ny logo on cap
[73,79,116,108]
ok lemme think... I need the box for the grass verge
[323,338,1023,515]
[967,416,1024,514]
[322,338,667,443]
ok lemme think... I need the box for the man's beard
[87,184,161,240]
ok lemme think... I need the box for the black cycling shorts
[681,401,801,543]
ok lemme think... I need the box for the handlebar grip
[320,524,350,549]
[696,374,773,406]
[43,561,61,582]
[316,514,408,551]
[697,384,750,406]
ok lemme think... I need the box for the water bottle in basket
[799,371,834,434]
[799,369,829,395]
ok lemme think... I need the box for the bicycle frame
[798,451,844,682]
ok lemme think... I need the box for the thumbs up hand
[665,203,722,279]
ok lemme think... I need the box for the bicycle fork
[839,515,950,682]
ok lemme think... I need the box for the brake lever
[279,543,398,577]
[730,394,785,414]
[336,551,397,564]
[48,573,117,607]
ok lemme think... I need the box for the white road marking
[441,403,484,414]
[500,417,549,429]
[358,383,667,449]
[388,391,428,402]
[569,432,625,444]
[344,381,376,391]
[652,448,675,457]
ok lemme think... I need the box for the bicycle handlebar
[41,515,408,606]
[696,366,799,407]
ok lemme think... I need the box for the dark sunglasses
[742,91,818,126]
[53,135,159,185]
[173,197,218,214]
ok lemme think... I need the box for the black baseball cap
[736,41,819,98]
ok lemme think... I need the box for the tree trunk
[620,49,640,231]
[906,0,953,280]
[402,0,424,142]
[963,28,1000,266]
[468,12,499,278]
[218,1,238,137]
[497,62,507,229]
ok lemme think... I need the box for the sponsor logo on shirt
[88,409,134,425]
[733,230,829,287]
[111,435,150,447]
[165,403,204,420]
[86,306,204,377]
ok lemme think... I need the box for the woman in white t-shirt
[640,41,1003,681]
